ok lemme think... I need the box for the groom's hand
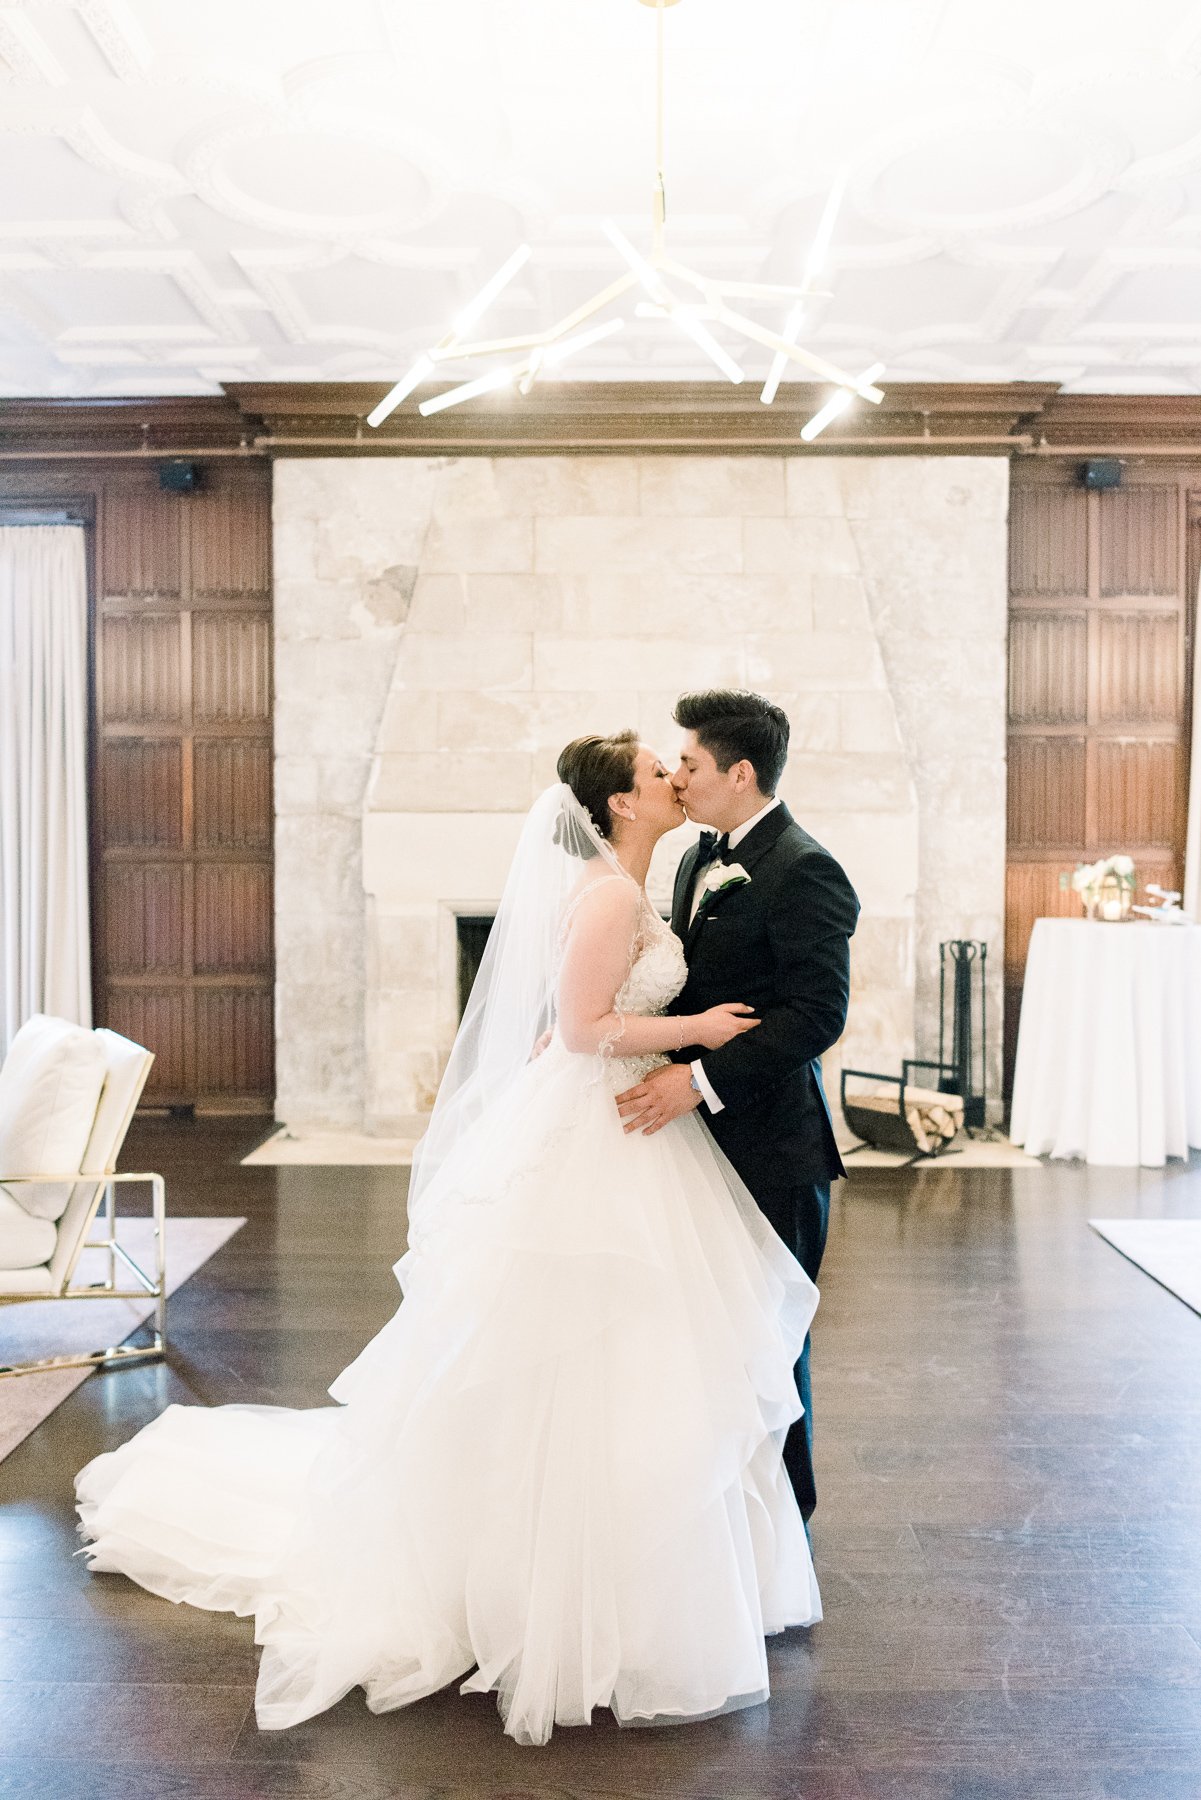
[615,1064,702,1136]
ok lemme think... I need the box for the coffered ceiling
[5,0,1201,398]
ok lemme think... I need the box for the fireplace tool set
[840,940,988,1164]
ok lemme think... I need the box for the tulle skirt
[75,1039,820,1746]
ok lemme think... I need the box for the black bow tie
[696,831,730,867]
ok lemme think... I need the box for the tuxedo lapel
[731,801,793,872]
[683,878,724,954]
[683,803,792,956]
[671,839,702,941]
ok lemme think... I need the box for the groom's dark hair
[673,690,789,796]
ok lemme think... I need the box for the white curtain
[1187,566,1201,922]
[0,525,91,1054]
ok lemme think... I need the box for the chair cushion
[43,1030,155,1294]
[80,1029,153,1175]
[0,1187,57,1270]
[0,1016,107,1222]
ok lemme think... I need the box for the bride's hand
[692,1003,760,1049]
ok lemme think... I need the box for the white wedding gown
[76,899,820,1746]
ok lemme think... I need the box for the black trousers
[751,1177,830,1523]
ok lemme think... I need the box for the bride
[75,729,821,1747]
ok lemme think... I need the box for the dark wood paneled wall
[1005,462,1197,1093]
[97,465,273,1110]
[0,460,274,1111]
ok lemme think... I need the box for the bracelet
[676,1016,686,1051]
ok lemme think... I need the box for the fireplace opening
[456,915,494,1018]
[456,902,675,1023]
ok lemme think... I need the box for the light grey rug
[247,1128,1043,1172]
[0,1216,244,1461]
[1090,1219,1201,1317]
[243,1127,417,1165]
[845,1135,1040,1171]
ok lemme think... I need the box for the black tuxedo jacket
[669,803,860,1190]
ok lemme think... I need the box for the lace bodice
[614,900,688,1019]
[553,877,688,1089]
[604,891,688,1089]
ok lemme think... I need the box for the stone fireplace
[273,454,1008,1138]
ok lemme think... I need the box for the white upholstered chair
[0,1014,166,1377]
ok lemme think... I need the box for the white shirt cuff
[690,1058,724,1114]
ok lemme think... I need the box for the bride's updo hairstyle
[556,730,639,844]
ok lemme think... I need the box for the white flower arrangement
[1062,852,1136,920]
[699,860,751,900]
[1068,853,1135,894]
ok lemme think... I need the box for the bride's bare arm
[556,881,759,1057]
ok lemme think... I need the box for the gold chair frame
[0,1169,166,1378]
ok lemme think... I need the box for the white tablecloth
[1009,918,1201,1167]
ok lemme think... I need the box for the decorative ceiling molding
[76,0,153,82]
[2,1,1201,397]
[233,379,1058,454]
[5,378,1201,461]
[1029,389,1201,449]
[0,10,69,85]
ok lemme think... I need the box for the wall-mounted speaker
[1079,457,1122,490]
[159,460,200,493]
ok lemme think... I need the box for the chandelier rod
[365,0,884,431]
[654,0,667,256]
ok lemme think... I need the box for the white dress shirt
[689,796,781,1114]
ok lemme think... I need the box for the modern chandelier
[367,0,884,436]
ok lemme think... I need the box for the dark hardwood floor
[2,1118,1200,1799]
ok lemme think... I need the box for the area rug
[844,1135,1041,1171]
[1089,1219,1201,1318]
[0,1216,244,1461]
[242,1127,418,1165]
[246,1128,1043,1172]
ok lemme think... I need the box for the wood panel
[1009,485,1088,597]
[1099,486,1178,595]
[1089,740,1180,847]
[101,486,180,597]
[99,614,182,723]
[1007,738,1087,847]
[194,865,272,973]
[1093,611,1182,723]
[189,481,271,595]
[194,990,274,1098]
[88,462,274,1110]
[103,865,184,975]
[100,741,182,847]
[1005,465,1194,1103]
[1008,613,1088,723]
[193,741,272,850]
[193,614,271,725]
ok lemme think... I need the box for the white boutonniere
[700,860,751,900]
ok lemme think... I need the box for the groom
[615,689,860,1525]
